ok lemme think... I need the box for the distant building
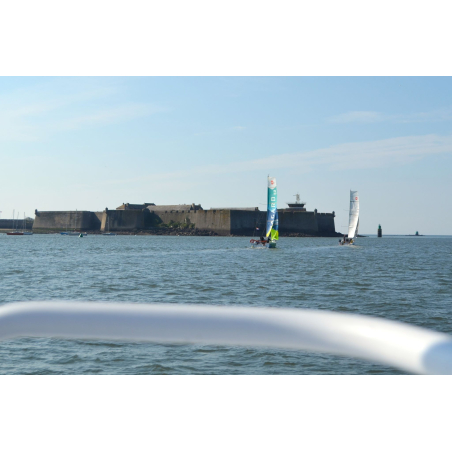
[116,203,156,210]
[147,204,203,212]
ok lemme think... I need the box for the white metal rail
[1,301,451,374]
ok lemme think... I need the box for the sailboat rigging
[7,211,33,236]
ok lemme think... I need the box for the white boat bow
[1,301,451,374]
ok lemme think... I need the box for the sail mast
[266,177,277,238]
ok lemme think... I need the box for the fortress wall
[104,210,144,231]
[316,213,336,234]
[277,211,319,234]
[151,210,195,226]
[230,210,262,235]
[30,207,338,235]
[33,211,94,231]
[91,212,103,230]
[188,210,231,235]
[147,209,231,235]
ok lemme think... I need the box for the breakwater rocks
[136,228,218,236]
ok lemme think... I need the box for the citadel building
[32,198,338,236]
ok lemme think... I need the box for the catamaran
[340,190,359,245]
[250,177,279,248]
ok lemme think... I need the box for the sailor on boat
[255,236,269,246]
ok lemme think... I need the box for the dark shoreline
[11,227,343,238]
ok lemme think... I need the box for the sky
[1,76,451,234]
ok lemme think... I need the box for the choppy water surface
[1,234,451,374]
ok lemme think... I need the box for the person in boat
[267,236,271,243]
[260,236,265,244]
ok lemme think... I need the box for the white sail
[348,190,359,238]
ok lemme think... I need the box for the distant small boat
[7,230,33,236]
[60,231,87,236]
[340,190,359,246]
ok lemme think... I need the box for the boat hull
[250,239,277,249]
[6,231,33,236]
[61,232,87,236]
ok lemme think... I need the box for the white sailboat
[340,190,359,245]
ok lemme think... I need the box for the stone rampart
[102,209,144,231]
[147,208,232,235]
[316,212,336,234]
[92,212,103,230]
[31,206,338,236]
[33,211,102,231]
[33,211,92,231]
[277,211,318,234]
[230,210,261,235]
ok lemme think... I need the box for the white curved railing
[1,301,452,374]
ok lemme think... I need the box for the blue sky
[1,76,451,234]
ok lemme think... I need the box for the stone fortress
[32,195,339,236]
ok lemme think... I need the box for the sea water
[0,234,451,374]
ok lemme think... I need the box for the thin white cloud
[328,107,452,124]
[50,104,166,132]
[0,83,167,141]
[96,133,452,189]
[329,111,385,124]
[238,134,452,172]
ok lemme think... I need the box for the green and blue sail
[266,177,279,241]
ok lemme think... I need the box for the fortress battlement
[32,203,339,236]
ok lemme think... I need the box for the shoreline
[2,227,343,238]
